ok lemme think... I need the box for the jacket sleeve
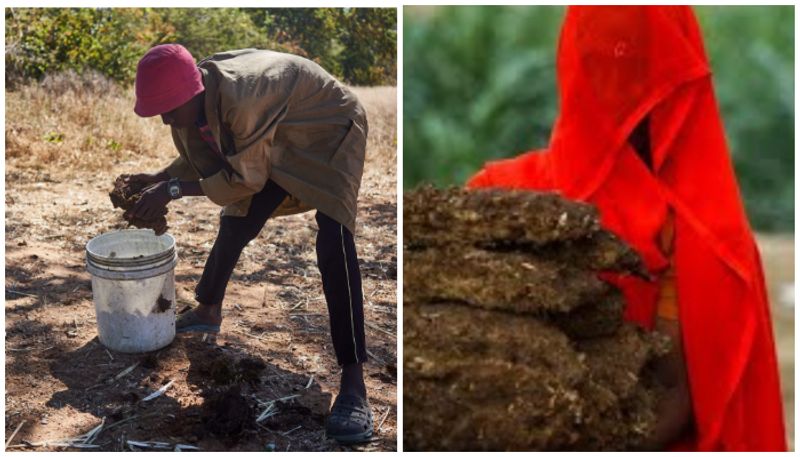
[199,101,288,207]
[165,128,201,180]
[164,155,200,181]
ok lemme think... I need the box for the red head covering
[468,6,786,451]
[134,44,204,117]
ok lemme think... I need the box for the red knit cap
[134,44,204,117]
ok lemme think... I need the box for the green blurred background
[404,6,794,232]
[6,8,396,87]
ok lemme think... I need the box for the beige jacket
[164,49,368,234]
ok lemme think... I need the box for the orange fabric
[467,6,785,451]
[656,212,678,320]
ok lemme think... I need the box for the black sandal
[326,394,374,444]
[175,309,221,334]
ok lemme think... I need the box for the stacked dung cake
[404,186,669,451]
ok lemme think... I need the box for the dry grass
[357,86,397,165]
[6,72,169,177]
[6,73,397,186]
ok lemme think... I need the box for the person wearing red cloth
[468,6,786,451]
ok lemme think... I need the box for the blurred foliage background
[5,7,397,87]
[404,6,794,232]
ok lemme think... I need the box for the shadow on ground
[39,334,340,451]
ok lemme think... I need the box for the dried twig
[127,440,171,449]
[289,299,307,311]
[87,360,140,390]
[82,417,106,444]
[114,361,140,381]
[8,346,53,352]
[5,420,25,449]
[255,394,301,423]
[366,349,386,366]
[365,321,395,338]
[104,412,160,432]
[142,379,174,402]
[6,289,37,298]
[52,443,101,449]
[15,418,106,450]
[281,425,302,436]
[233,329,270,342]
[256,404,277,423]
[377,406,391,432]
[257,394,300,406]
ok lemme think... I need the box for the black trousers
[195,180,368,366]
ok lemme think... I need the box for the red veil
[468,6,786,451]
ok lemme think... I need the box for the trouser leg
[195,180,288,305]
[315,211,368,366]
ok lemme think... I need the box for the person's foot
[176,303,223,333]
[326,363,372,444]
[326,394,373,444]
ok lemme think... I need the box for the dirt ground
[5,86,397,451]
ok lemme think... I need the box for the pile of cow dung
[109,175,169,235]
[195,353,266,442]
[404,186,670,451]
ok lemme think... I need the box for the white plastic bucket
[86,229,178,353]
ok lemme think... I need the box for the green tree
[262,8,345,79]
[340,8,397,85]
[5,7,398,87]
[156,8,277,62]
[258,8,397,85]
[5,8,166,85]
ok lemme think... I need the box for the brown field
[5,76,397,452]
